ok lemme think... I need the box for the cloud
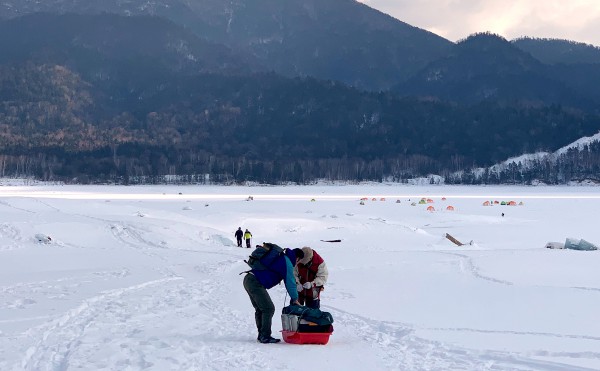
[357,0,600,45]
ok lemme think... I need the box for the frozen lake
[1,184,599,370]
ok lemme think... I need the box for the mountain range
[1,0,600,184]
[0,0,453,90]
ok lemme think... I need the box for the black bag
[245,242,284,271]
[298,323,334,333]
[282,304,334,333]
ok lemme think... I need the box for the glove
[303,282,313,289]
[297,284,303,292]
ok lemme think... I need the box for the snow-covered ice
[1,184,600,370]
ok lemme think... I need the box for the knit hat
[298,246,313,265]
[285,248,303,263]
[293,248,304,260]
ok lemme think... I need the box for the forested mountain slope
[0,0,452,90]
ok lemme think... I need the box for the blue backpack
[244,242,284,272]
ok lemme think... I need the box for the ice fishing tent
[446,206,455,211]
[545,242,564,249]
[483,201,491,206]
[35,234,52,244]
[564,238,598,251]
[426,206,435,212]
[418,199,427,204]
[426,198,434,203]
[546,238,598,251]
[508,201,517,206]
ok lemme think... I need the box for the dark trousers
[243,273,275,338]
[245,239,251,248]
[236,237,243,247]
[299,294,320,309]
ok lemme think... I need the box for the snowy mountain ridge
[463,131,600,183]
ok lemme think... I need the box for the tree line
[2,63,600,184]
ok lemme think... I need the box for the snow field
[0,185,599,370]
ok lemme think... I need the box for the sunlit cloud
[357,0,600,45]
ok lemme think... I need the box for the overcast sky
[358,0,600,46]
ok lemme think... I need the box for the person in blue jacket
[243,247,304,343]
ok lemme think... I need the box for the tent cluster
[426,205,455,212]
[418,198,435,204]
[546,238,598,251]
[408,197,455,211]
[360,197,387,202]
[356,196,457,211]
[482,200,523,206]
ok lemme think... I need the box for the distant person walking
[235,227,244,247]
[244,229,253,248]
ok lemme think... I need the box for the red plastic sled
[281,330,332,345]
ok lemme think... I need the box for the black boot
[258,335,281,344]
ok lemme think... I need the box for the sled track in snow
[571,286,600,293]
[0,223,22,250]
[32,198,239,256]
[324,306,593,371]
[9,197,241,260]
[0,200,36,214]
[0,269,131,312]
[109,223,168,253]
[424,326,600,343]
[15,257,272,370]
[437,251,515,286]
[18,277,182,371]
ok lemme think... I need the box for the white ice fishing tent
[35,234,52,244]
[545,242,564,249]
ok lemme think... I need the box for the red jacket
[296,250,327,299]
